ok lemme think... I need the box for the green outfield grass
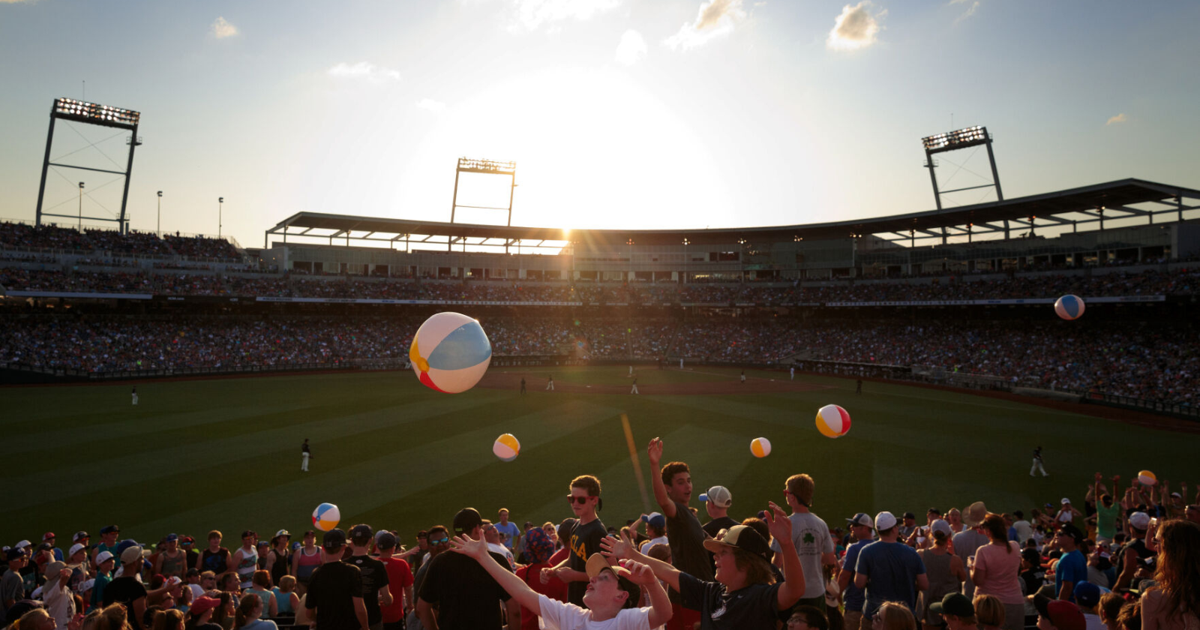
[4,366,1196,547]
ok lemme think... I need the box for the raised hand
[621,560,657,585]
[765,501,793,542]
[647,438,664,466]
[601,530,634,560]
[1095,472,1103,482]
[448,534,488,561]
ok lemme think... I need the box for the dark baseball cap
[73,531,89,542]
[349,524,373,544]
[376,532,398,550]
[1033,594,1086,630]
[903,512,916,520]
[846,513,874,529]
[930,593,975,617]
[99,525,119,535]
[1057,523,1085,545]
[1073,582,1101,608]
[702,525,771,566]
[322,528,347,551]
[241,530,257,539]
[453,508,484,535]
[6,548,28,561]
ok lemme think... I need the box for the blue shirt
[494,521,521,550]
[856,540,926,617]
[842,539,871,612]
[1054,550,1088,601]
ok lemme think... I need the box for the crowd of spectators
[0,223,88,251]
[163,234,241,261]
[83,229,173,256]
[0,222,244,261]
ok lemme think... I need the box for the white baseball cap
[1129,512,1151,530]
[95,551,114,565]
[930,519,953,537]
[875,511,898,531]
[1061,498,1071,505]
[14,540,31,550]
[69,543,86,556]
[706,486,733,509]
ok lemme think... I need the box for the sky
[1,0,1198,249]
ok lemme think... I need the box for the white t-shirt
[639,536,669,555]
[189,583,206,600]
[770,511,834,599]
[1083,613,1105,630]
[537,594,652,630]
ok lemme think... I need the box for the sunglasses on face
[429,537,450,545]
[567,495,592,505]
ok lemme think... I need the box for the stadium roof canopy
[265,178,1200,249]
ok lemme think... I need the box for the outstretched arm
[448,535,541,615]
[624,561,673,628]
[601,530,682,592]
[647,438,677,518]
[766,501,805,611]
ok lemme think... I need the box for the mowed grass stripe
[127,398,624,542]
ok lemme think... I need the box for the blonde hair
[93,604,133,630]
[278,575,297,593]
[13,609,52,630]
[152,609,186,630]
[877,602,918,630]
[973,595,1005,628]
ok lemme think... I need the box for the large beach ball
[816,404,852,438]
[493,433,520,462]
[1054,295,1085,321]
[750,437,772,458]
[312,503,340,532]
[410,312,492,394]
[1138,470,1157,486]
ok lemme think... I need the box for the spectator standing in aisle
[305,528,367,630]
[773,473,836,612]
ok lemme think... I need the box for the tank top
[919,548,961,621]
[160,551,187,579]
[202,548,230,574]
[246,588,273,612]
[236,548,258,586]
[271,588,293,614]
[269,549,290,587]
[295,548,320,581]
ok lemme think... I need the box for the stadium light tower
[921,125,1003,211]
[157,191,162,234]
[78,182,85,230]
[219,197,224,237]
[35,98,142,233]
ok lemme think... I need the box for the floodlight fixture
[920,124,1003,211]
[53,98,140,128]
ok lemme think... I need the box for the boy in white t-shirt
[449,535,671,630]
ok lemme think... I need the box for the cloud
[826,2,884,51]
[210,16,239,39]
[1106,113,1128,125]
[664,0,746,51]
[416,98,447,114]
[615,30,647,66]
[328,62,402,84]
[950,0,980,23]
[510,0,621,31]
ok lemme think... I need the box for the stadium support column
[34,113,58,227]
[986,140,1003,201]
[119,120,141,234]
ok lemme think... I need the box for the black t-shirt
[678,572,782,629]
[200,548,229,574]
[345,554,390,625]
[1123,538,1154,564]
[668,501,715,581]
[306,561,363,630]
[566,518,607,606]
[418,550,511,630]
[103,577,148,630]
[703,517,740,539]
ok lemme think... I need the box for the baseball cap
[376,532,398,550]
[641,512,666,529]
[15,540,31,550]
[191,596,221,616]
[1129,512,1151,530]
[78,579,95,592]
[927,507,942,516]
[73,532,89,542]
[38,542,53,551]
[930,592,975,617]
[1033,593,1086,630]
[241,530,257,539]
[322,529,347,551]
[275,529,290,538]
[846,513,874,529]
[584,553,641,609]
[1073,582,1101,608]
[1057,524,1085,545]
[95,551,114,565]
[903,512,916,520]
[453,508,484,535]
[706,486,733,509]
[1061,498,1071,505]
[43,532,56,541]
[702,525,772,566]
[6,548,28,561]
[875,511,898,531]
[165,534,178,543]
[120,546,144,565]
[68,543,86,557]
[349,524,373,544]
[99,525,119,535]
[930,520,953,537]
[180,536,195,544]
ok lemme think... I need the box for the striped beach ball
[750,437,772,458]
[1138,470,1157,486]
[312,503,340,532]
[410,312,492,394]
[816,404,852,438]
[1054,295,1086,321]
[493,433,521,462]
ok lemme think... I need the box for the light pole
[626,238,635,283]
[157,191,162,234]
[682,238,690,285]
[737,238,747,282]
[78,182,85,230]
[218,197,224,237]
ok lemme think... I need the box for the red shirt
[377,556,414,623]
[514,561,567,630]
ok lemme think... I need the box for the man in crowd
[483,522,516,570]
[837,513,875,630]
[417,508,517,630]
[854,511,928,620]
[93,525,120,569]
[104,546,149,630]
[1114,512,1154,591]
[649,437,714,628]
[638,513,669,555]
[773,473,836,612]
[1,548,28,626]
[306,528,368,630]
[345,525,392,630]
[1051,524,1088,602]
[376,532,414,630]
[544,475,608,607]
[701,486,738,538]
[412,526,450,598]
[494,509,521,553]
[953,501,990,598]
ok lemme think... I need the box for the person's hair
[660,462,689,486]
[1116,600,1142,630]
[790,606,830,630]
[731,548,775,585]
[208,531,222,541]
[278,575,296,593]
[973,595,1005,628]
[1152,519,1200,625]
[12,609,52,630]
[982,514,1010,551]
[877,602,918,630]
[1099,592,1125,624]
[219,573,239,590]
[252,570,271,590]
[932,529,948,545]
[178,586,193,607]
[1013,510,1024,519]
[92,605,133,630]
[200,570,216,581]
[416,530,428,539]
[235,594,261,629]
[152,609,186,630]
[216,593,235,627]
[186,568,200,579]
[646,543,671,563]
[741,517,771,543]
[570,475,601,497]
[786,474,814,506]
[143,606,163,630]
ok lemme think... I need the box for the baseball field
[5,365,1196,546]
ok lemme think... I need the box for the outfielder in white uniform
[546,376,555,391]
[790,367,795,380]
[131,386,138,406]
[301,439,311,472]
[630,376,639,395]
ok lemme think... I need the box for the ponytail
[235,593,260,629]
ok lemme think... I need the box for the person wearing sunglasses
[417,508,519,630]
[542,475,607,608]
[410,526,451,611]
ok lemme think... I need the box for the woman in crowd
[946,509,965,535]
[288,532,320,597]
[917,521,965,630]
[232,594,276,630]
[1140,520,1200,630]
[214,593,236,630]
[269,576,297,619]
[184,597,222,630]
[12,609,56,630]
[242,572,275,619]
[973,594,1006,630]
[971,514,1024,630]
[151,609,185,630]
[873,602,918,630]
